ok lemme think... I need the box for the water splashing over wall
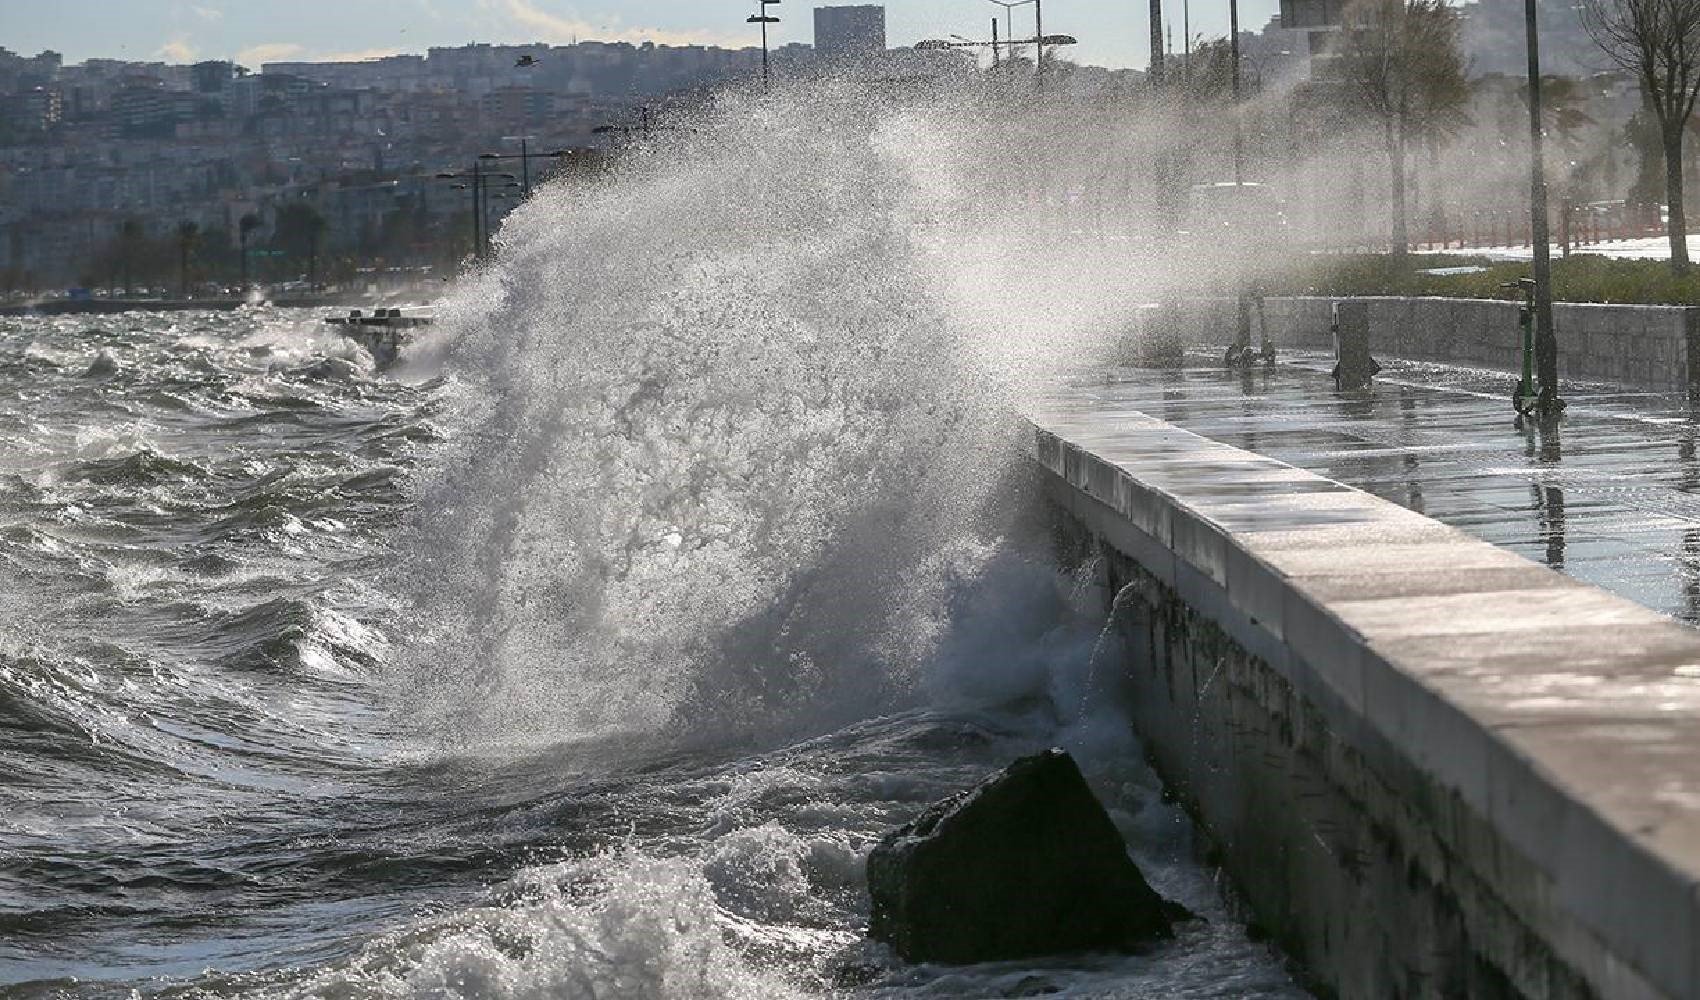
[389,76,1293,751]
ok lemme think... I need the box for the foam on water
[1,75,1308,998]
[334,75,1310,998]
[275,541,1298,998]
[391,74,1274,747]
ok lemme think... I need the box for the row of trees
[91,203,323,295]
[1330,0,1700,273]
[1333,0,1470,259]
[81,199,463,296]
[1584,0,1700,269]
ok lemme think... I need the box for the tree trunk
[1429,141,1446,245]
[1665,123,1691,273]
[1386,120,1409,258]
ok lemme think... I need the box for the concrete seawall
[1032,400,1700,998]
[1138,297,1700,390]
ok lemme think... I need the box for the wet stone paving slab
[1056,351,1700,627]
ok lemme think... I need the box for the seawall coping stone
[1030,400,1700,997]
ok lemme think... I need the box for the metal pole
[761,18,771,90]
[1230,0,1243,183]
[1150,0,1164,85]
[1034,0,1044,86]
[992,18,1000,67]
[521,138,530,199]
[1183,0,1190,81]
[472,162,484,259]
[1523,0,1558,411]
[1521,287,1536,401]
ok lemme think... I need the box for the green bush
[1269,253,1700,305]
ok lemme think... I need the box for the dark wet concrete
[1052,352,1700,627]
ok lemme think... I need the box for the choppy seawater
[0,307,1304,998]
[0,68,1354,997]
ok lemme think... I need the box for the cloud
[491,0,750,48]
[236,42,307,65]
[157,37,197,62]
[191,4,223,20]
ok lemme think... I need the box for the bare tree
[1331,0,1470,257]
[1583,0,1700,271]
[176,221,200,299]
[238,212,262,290]
[110,218,149,296]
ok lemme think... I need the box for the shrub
[1269,253,1700,305]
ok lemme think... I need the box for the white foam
[391,85,1041,750]
[301,854,808,1000]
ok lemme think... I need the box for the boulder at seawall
[866,747,1182,964]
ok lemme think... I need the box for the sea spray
[0,297,1304,996]
[246,75,1305,997]
[391,82,1074,749]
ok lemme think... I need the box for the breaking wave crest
[393,83,1069,748]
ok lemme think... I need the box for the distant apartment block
[814,5,886,60]
[4,87,62,133]
[0,31,1007,285]
[1278,0,1344,30]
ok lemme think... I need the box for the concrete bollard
[1129,304,1185,367]
[1331,300,1380,390]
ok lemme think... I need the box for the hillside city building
[814,5,887,61]
[0,0,1640,291]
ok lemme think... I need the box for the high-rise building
[4,87,62,133]
[813,5,886,61]
[192,60,236,93]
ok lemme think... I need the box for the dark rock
[866,748,1181,964]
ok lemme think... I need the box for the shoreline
[0,291,441,318]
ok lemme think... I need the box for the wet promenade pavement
[1056,352,1700,626]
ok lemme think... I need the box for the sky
[0,0,1285,73]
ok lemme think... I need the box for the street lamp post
[1522,0,1560,416]
[436,163,518,260]
[986,0,1036,72]
[1184,0,1191,83]
[436,162,482,261]
[747,0,781,91]
[917,27,1075,86]
[1034,0,1046,86]
[478,142,574,199]
[1230,0,1243,183]
[593,107,662,148]
[1150,0,1164,85]
[986,0,1033,74]
[484,179,521,232]
[514,135,532,197]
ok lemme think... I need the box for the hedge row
[1269,253,1700,306]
